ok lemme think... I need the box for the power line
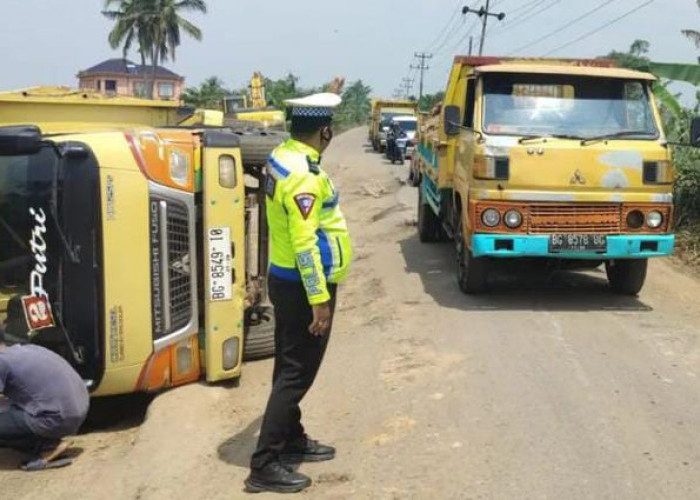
[424,0,466,51]
[496,0,563,34]
[507,0,620,55]
[542,0,656,56]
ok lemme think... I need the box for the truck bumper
[471,234,675,259]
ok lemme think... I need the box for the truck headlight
[626,210,645,229]
[222,337,240,371]
[504,210,523,229]
[481,208,501,227]
[219,155,237,188]
[169,149,190,186]
[474,155,509,180]
[647,211,664,229]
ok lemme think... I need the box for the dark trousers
[0,403,55,450]
[250,275,337,470]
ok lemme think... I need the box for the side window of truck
[463,78,476,128]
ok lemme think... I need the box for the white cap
[285,93,342,118]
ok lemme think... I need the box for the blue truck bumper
[471,234,675,259]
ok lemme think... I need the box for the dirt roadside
[3,127,700,500]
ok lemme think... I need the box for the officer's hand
[309,302,332,337]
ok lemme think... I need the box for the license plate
[549,234,607,253]
[208,227,232,301]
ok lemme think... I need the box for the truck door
[201,132,246,382]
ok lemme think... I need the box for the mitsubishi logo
[570,169,586,186]
[171,254,191,276]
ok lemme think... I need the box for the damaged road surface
[3,127,700,499]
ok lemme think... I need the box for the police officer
[245,93,352,494]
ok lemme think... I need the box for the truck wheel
[606,259,648,296]
[456,219,488,294]
[233,129,288,168]
[417,185,444,243]
[243,311,275,361]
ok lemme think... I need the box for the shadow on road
[81,393,154,433]
[217,415,263,468]
[400,234,653,313]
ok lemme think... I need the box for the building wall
[77,74,183,100]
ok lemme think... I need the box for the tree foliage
[334,80,372,129]
[103,0,206,98]
[181,76,230,109]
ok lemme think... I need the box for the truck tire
[417,184,444,243]
[233,129,288,168]
[456,219,488,294]
[243,317,275,361]
[606,259,648,296]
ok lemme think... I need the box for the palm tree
[103,0,152,96]
[103,0,207,98]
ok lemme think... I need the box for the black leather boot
[281,437,336,463]
[245,462,311,493]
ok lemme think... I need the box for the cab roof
[475,64,656,81]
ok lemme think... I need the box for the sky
[0,0,698,100]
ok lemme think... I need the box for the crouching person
[0,324,89,470]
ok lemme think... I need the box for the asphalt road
[3,127,700,500]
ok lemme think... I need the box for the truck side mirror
[443,105,461,136]
[0,126,42,156]
[691,117,700,148]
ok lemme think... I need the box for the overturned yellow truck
[0,88,281,396]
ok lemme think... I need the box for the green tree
[418,91,445,112]
[264,73,303,107]
[182,76,230,109]
[334,80,372,129]
[103,0,152,93]
[103,0,207,98]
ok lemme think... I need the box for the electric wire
[541,0,656,56]
[506,0,620,55]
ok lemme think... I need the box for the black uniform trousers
[250,274,338,470]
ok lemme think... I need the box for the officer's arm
[282,173,330,305]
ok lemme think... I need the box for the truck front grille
[149,197,194,340]
[528,204,621,234]
[165,202,193,331]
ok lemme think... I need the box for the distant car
[390,116,418,158]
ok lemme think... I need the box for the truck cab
[415,56,696,295]
[0,98,279,396]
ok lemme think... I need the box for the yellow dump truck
[370,99,418,152]
[414,56,700,295]
[0,90,281,396]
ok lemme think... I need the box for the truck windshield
[397,121,417,132]
[0,145,103,382]
[482,74,659,140]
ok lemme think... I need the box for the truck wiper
[581,130,656,146]
[518,134,583,144]
[50,159,81,264]
[48,208,81,264]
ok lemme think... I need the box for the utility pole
[411,52,433,101]
[401,77,415,100]
[468,36,474,56]
[462,1,506,56]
